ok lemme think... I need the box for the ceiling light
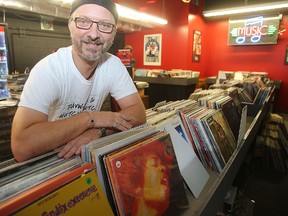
[62,0,73,3]
[115,3,168,26]
[203,1,288,17]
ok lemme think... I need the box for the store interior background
[116,0,288,113]
[1,1,288,215]
[1,0,287,113]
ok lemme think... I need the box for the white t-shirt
[19,46,137,121]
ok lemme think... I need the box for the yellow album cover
[15,170,113,216]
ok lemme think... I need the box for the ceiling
[114,0,288,16]
[204,0,283,10]
[114,0,164,14]
[1,0,287,31]
[1,0,287,15]
[0,0,157,32]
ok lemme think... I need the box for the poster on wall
[192,30,202,62]
[41,16,54,31]
[144,34,162,66]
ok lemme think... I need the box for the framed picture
[41,16,54,31]
[192,30,202,62]
[144,34,162,66]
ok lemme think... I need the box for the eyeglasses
[72,17,115,33]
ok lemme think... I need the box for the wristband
[100,127,107,137]
[87,112,94,129]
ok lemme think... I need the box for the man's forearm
[119,103,147,127]
[11,112,91,162]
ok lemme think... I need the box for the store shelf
[0,104,17,162]
[181,96,271,216]
[134,76,198,86]
[134,76,199,107]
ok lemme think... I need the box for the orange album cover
[104,132,189,216]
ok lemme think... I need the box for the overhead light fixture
[203,1,288,17]
[57,0,168,26]
[182,0,191,3]
[115,4,168,26]
[62,0,73,3]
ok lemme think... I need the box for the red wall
[125,0,190,71]
[125,1,288,112]
[204,16,288,112]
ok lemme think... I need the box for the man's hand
[93,111,133,131]
[57,128,102,159]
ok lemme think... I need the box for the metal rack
[182,90,273,216]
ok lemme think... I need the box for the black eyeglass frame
[72,17,115,33]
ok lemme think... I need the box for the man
[11,0,146,162]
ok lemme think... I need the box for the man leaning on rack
[11,0,146,162]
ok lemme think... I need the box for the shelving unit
[134,76,198,108]
[0,87,274,216]
[0,105,17,162]
[0,40,9,75]
[181,91,272,216]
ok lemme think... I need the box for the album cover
[104,132,189,216]
[155,114,210,198]
[220,97,241,141]
[0,155,83,204]
[194,110,226,172]
[0,162,93,215]
[100,131,168,216]
[15,170,114,216]
[203,110,237,164]
[188,108,216,170]
[178,103,203,157]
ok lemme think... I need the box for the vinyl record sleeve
[100,131,167,216]
[155,114,210,198]
[220,97,241,141]
[0,162,93,215]
[14,170,113,216]
[104,132,189,216]
[193,110,225,172]
[203,110,237,164]
[0,156,83,204]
